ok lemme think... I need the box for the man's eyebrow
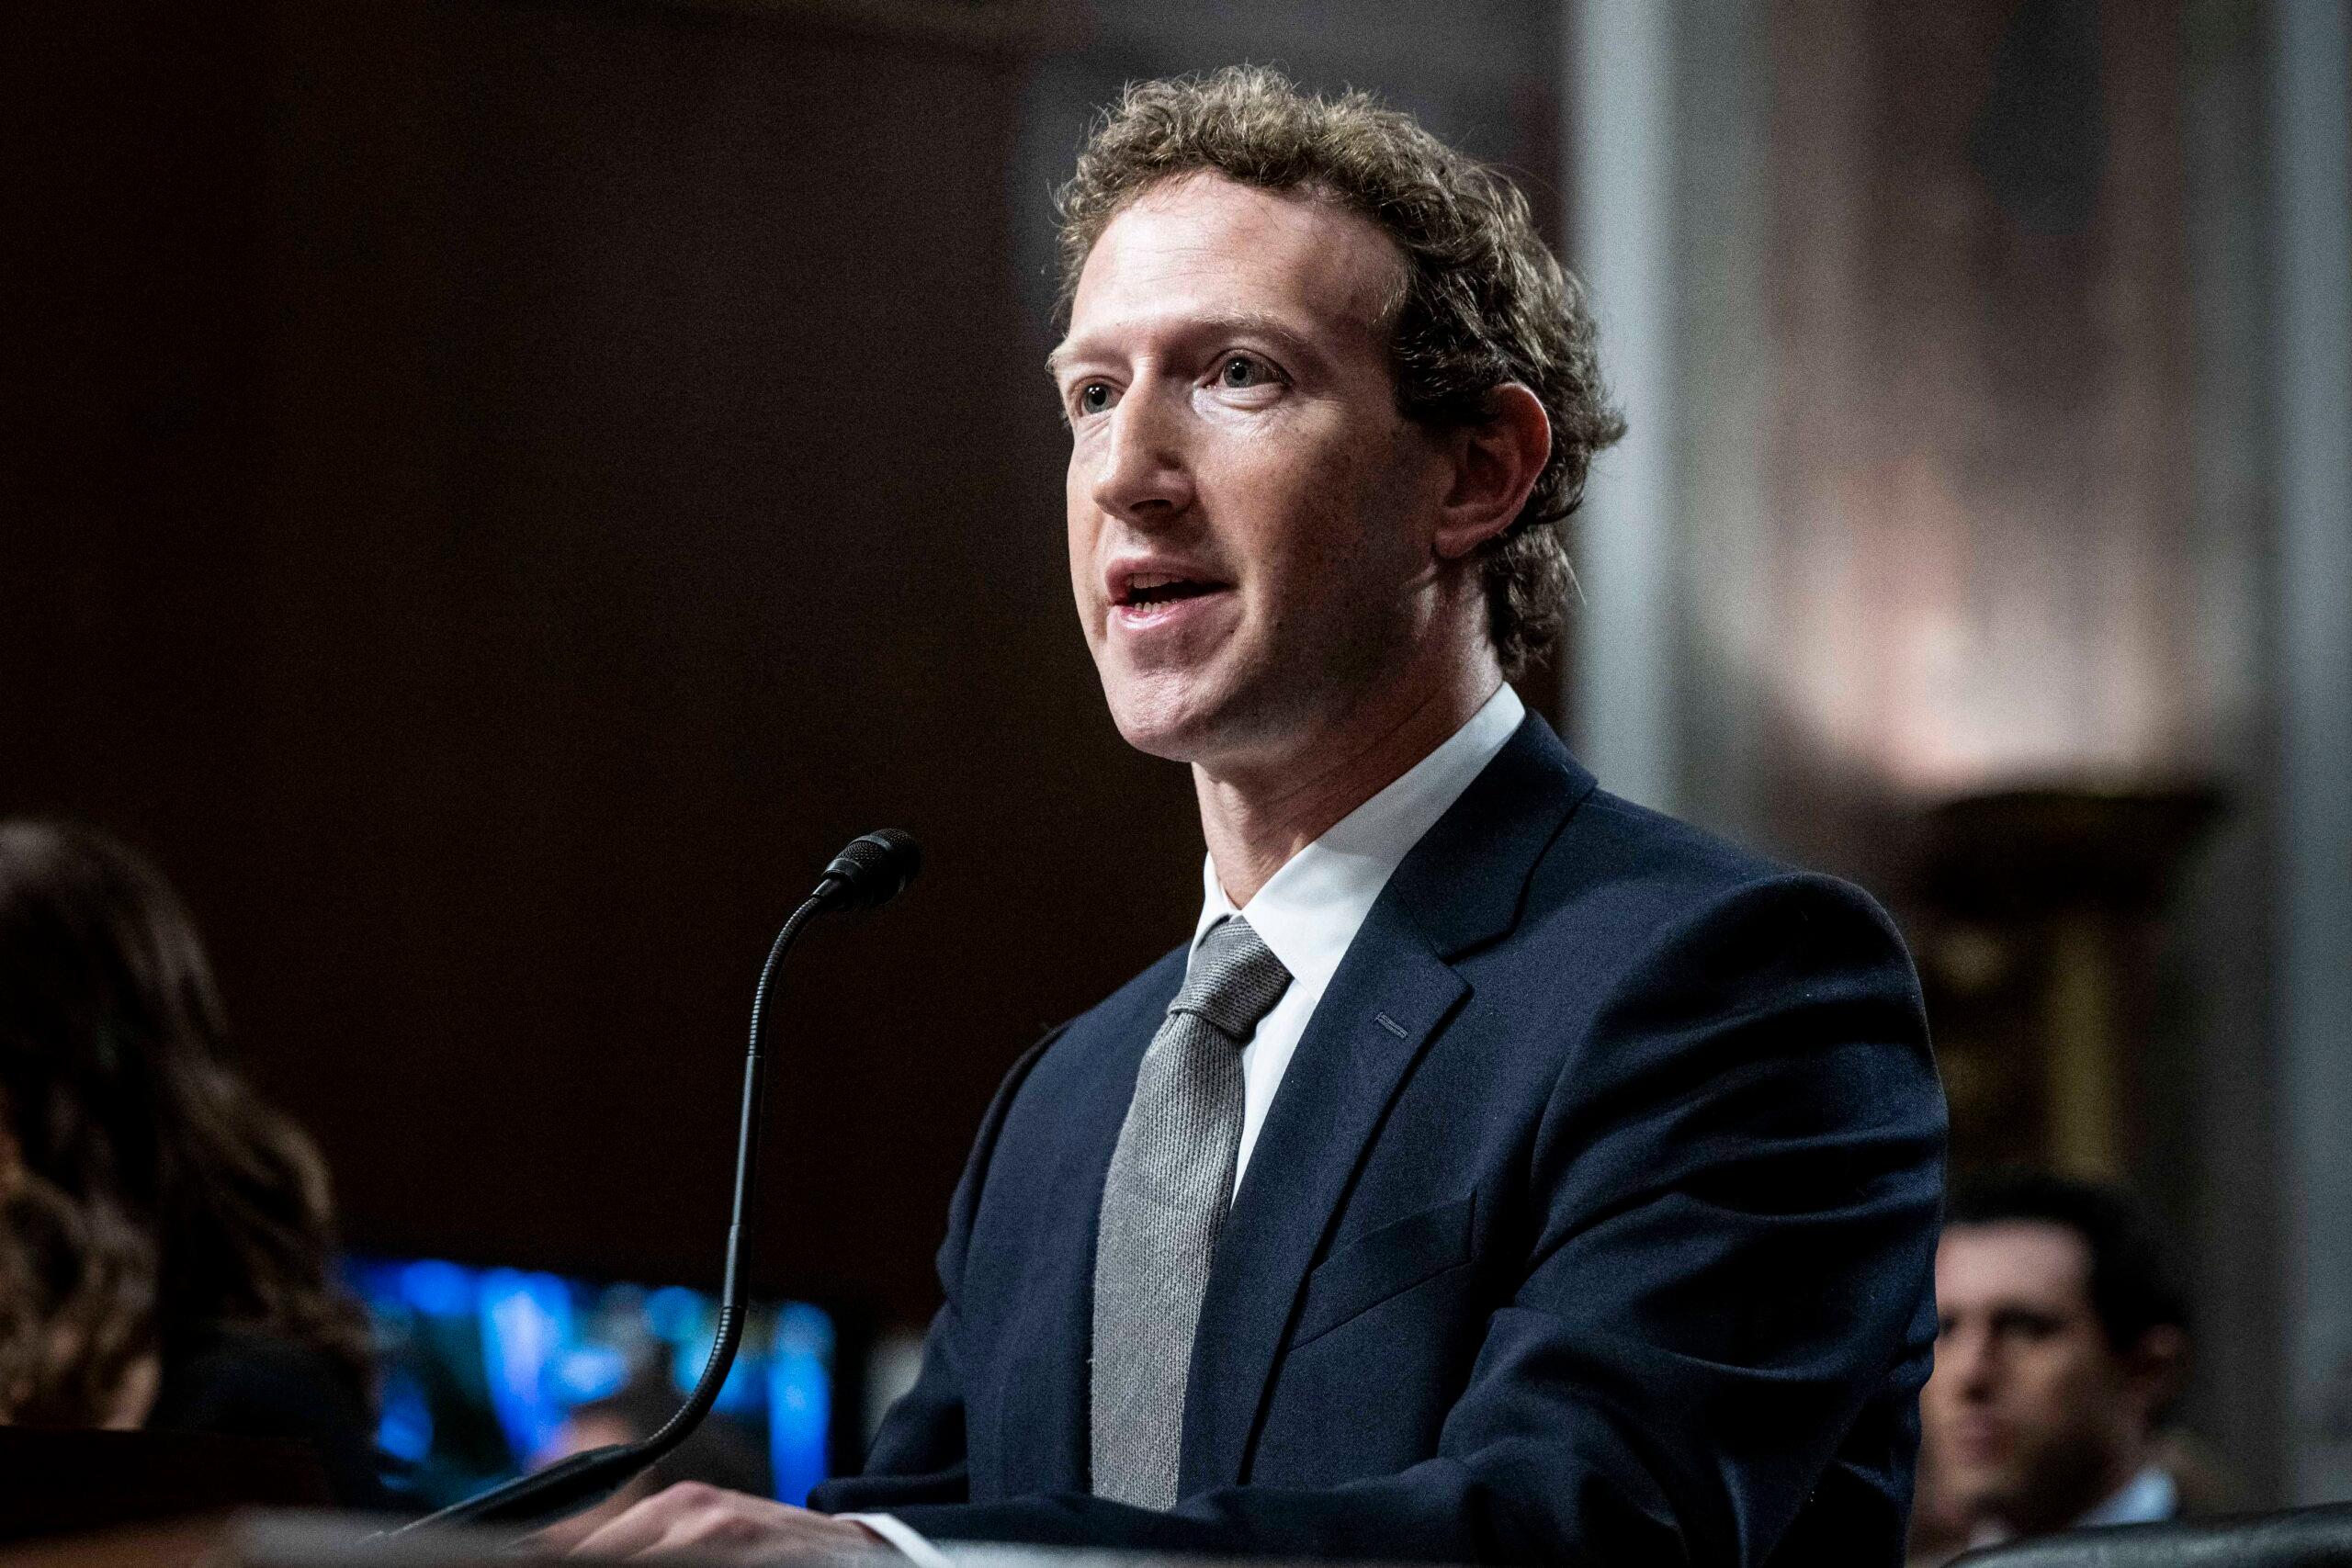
[1045,312,1323,379]
[1194,312,1317,354]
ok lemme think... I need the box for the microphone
[815,828,922,912]
[382,829,922,1539]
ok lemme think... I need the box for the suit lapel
[991,949,1184,1499]
[1177,907,1466,1494]
[1176,713,1594,1494]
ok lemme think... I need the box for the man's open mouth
[1118,573,1224,607]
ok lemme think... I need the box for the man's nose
[1089,381,1194,525]
[1939,1324,2000,1402]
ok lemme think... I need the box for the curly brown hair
[0,820,372,1425]
[1055,66,1625,679]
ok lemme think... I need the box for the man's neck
[1193,663,1503,907]
[1984,1436,2154,1542]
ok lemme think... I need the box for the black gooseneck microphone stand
[381,830,922,1539]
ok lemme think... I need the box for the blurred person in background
[1917,1169,2208,1560]
[0,819,387,1506]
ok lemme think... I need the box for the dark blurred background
[5,0,2346,1516]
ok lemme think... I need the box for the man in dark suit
[576,66,1944,1565]
[1917,1172,2198,1558]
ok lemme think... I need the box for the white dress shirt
[849,682,1526,1562]
[1963,1463,2179,1551]
[1189,682,1525,1194]
[2075,1464,2177,1528]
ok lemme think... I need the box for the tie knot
[1170,916,1292,1043]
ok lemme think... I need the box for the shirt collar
[1190,682,1527,994]
[2076,1465,2177,1529]
[1968,1464,2179,1550]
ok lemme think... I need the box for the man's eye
[1991,1310,2064,1342]
[1076,382,1114,416]
[1218,355,1274,389]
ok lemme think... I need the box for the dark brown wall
[3,3,1204,1326]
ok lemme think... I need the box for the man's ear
[2125,1324,2189,1419]
[1431,382,1551,561]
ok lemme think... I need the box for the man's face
[1924,1222,2152,1533]
[1050,173,1454,773]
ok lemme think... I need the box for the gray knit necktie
[1090,916,1292,1508]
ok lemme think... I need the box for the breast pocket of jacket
[1289,1191,1478,1350]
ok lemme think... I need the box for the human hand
[562,1483,888,1562]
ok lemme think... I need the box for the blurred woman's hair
[0,819,370,1424]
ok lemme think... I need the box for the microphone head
[818,829,922,911]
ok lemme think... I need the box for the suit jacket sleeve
[824,875,1943,1564]
[808,1031,1058,1516]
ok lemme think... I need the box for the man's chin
[1098,671,1240,764]
[1949,1458,2100,1537]
[1943,1469,2022,1517]
[1107,708,1215,765]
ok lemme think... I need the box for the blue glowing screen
[345,1256,833,1509]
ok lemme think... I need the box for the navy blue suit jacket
[813,715,1945,1563]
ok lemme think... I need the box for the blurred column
[2269,0,2352,1507]
[2172,0,2292,1501]
[1564,0,1773,836]
[1567,0,1680,814]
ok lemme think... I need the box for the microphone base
[380,1442,650,1538]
